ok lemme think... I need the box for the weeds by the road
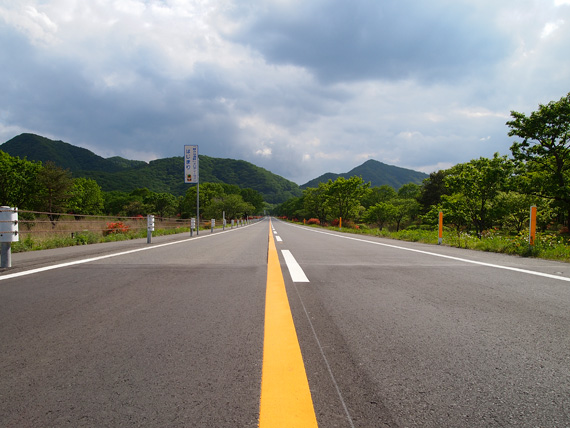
[12,227,191,252]
[300,222,570,262]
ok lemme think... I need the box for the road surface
[1,218,569,427]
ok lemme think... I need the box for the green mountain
[0,133,301,204]
[301,159,428,190]
[2,134,429,203]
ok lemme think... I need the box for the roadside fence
[0,206,258,268]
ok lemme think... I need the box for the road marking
[259,222,318,428]
[276,236,283,242]
[282,250,310,283]
[284,222,570,283]
[0,222,258,281]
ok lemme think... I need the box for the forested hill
[301,159,428,190]
[0,133,301,204]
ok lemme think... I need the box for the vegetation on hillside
[0,134,301,204]
[0,151,265,222]
[301,159,427,189]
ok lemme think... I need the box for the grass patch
[289,221,570,262]
[12,226,193,252]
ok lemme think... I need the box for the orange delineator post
[529,205,537,246]
[438,211,443,245]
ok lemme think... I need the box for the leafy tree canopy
[508,92,570,223]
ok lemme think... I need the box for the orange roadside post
[438,211,443,245]
[529,205,537,246]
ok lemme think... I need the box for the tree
[507,92,570,225]
[303,182,329,223]
[361,185,396,209]
[179,183,225,219]
[443,154,513,237]
[37,161,73,224]
[0,151,42,209]
[104,191,142,215]
[397,183,420,200]
[240,188,265,214]
[274,196,304,220]
[324,176,370,221]
[418,170,448,214]
[494,192,554,233]
[431,194,471,243]
[363,202,397,229]
[145,192,178,218]
[391,198,421,231]
[203,194,254,220]
[68,178,104,215]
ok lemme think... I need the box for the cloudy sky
[1,0,569,185]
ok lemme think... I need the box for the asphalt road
[1,218,570,427]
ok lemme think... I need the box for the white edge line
[281,249,309,283]
[0,222,259,281]
[283,222,570,283]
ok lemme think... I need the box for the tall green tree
[325,176,370,221]
[37,161,73,223]
[361,185,396,208]
[507,92,570,224]
[303,182,329,223]
[443,154,513,237]
[275,196,304,220]
[68,178,104,215]
[203,194,255,220]
[0,151,42,209]
[397,183,421,200]
[145,192,178,218]
[363,202,397,229]
[418,170,448,214]
[239,188,265,214]
[391,198,421,231]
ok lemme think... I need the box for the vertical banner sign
[529,205,537,246]
[184,145,199,183]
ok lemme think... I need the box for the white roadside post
[190,217,196,237]
[211,219,215,234]
[0,206,18,268]
[147,214,155,244]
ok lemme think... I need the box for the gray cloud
[229,0,512,84]
[1,0,569,185]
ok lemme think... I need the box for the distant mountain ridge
[0,133,301,204]
[1,133,429,203]
[301,159,428,189]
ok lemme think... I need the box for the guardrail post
[0,206,18,268]
[147,214,154,244]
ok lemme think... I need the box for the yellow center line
[259,221,318,428]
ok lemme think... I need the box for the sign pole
[184,145,199,235]
[197,182,200,235]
